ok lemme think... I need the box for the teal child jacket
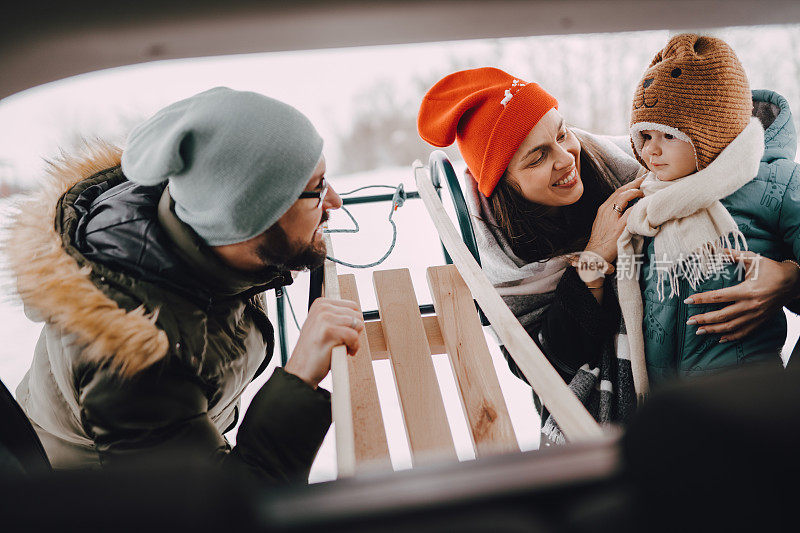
[641,89,800,385]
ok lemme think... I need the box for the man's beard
[254,212,328,272]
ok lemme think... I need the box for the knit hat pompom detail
[122,87,323,246]
[417,67,558,197]
[630,33,752,171]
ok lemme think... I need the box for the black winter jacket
[9,148,330,483]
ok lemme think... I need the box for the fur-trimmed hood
[3,143,170,376]
[4,143,289,377]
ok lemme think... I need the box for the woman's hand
[585,176,645,263]
[686,250,800,343]
[284,297,364,388]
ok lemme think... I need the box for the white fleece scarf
[617,117,765,397]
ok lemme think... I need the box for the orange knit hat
[417,67,558,197]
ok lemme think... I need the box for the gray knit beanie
[121,87,324,246]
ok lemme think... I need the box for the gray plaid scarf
[465,130,642,444]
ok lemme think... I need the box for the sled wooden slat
[427,265,519,457]
[414,163,604,442]
[373,268,457,465]
[322,235,357,477]
[337,274,392,473]
[365,316,446,359]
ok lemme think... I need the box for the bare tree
[336,26,800,176]
[336,47,503,173]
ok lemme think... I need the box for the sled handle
[322,233,357,476]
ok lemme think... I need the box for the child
[617,33,800,394]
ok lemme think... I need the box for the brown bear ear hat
[630,33,752,171]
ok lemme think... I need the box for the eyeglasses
[298,178,329,209]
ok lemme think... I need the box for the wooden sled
[324,159,603,478]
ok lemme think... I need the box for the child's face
[640,130,697,181]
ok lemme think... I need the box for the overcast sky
[0,38,501,184]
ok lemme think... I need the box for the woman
[417,67,800,441]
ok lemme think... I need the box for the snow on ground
[3,165,800,483]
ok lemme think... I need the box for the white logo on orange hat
[500,79,527,106]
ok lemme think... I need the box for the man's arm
[79,362,331,484]
[79,294,364,483]
[226,368,331,481]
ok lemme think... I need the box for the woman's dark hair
[487,132,619,263]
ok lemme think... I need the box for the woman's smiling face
[504,108,582,206]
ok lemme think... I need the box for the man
[5,87,362,482]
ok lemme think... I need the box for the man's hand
[685,250,800,343]
[284,297,364,388]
